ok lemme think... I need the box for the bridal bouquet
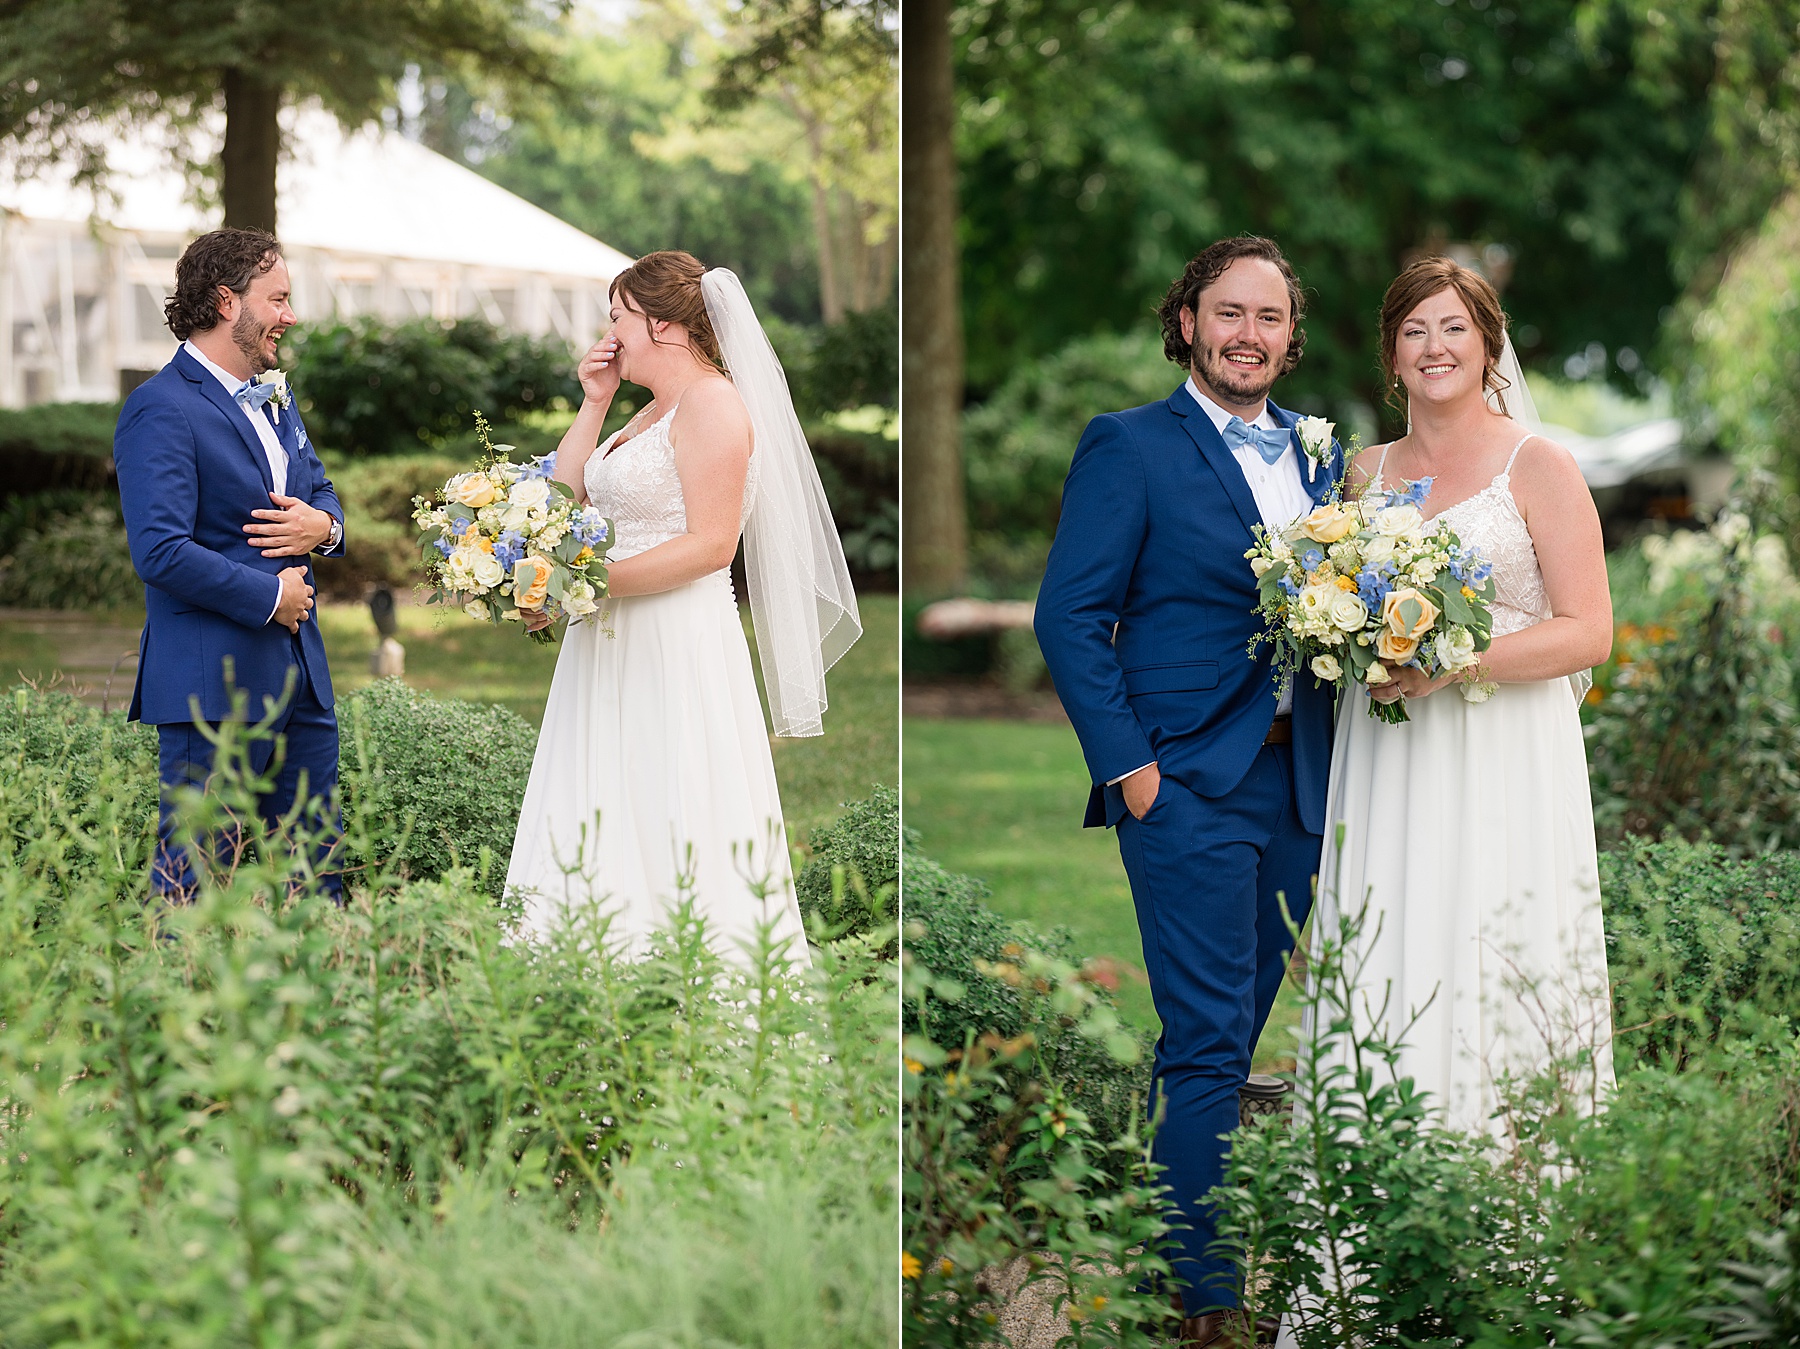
[1245,477,1499,723]
[412,413,613,645]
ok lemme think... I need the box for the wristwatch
[324,514,342,552]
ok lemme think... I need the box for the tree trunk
[222,69,281,232]
[900,0,967,596]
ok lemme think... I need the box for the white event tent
[0,106,633,407]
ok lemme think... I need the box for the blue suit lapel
[174,347,276,496]
[1167,384,1262,538]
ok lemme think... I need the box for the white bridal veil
[1491,332,1592,704]
[702,268,862,737]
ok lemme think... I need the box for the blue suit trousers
[153,634,342,903]
[1115,744,1319,1309]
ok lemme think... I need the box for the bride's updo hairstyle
[609,250,729,375]
[1378,256,1511,416]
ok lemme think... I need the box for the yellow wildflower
[573,546,595,566]
[901,1252,922,1280]
[939,1257,954,1277]
[1461,585,1476,599]
[1335,575,1357,591]
[904,1056,924,1074]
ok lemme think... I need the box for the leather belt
[1263,715,1293,746]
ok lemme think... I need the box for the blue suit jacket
[116,347,345,725]
[1035,383,1343,832]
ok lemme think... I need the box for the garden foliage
[0,491,141,609]
[1586,492,1800,852]
[904,842,1170,1346]
[0,702,896,1347]
[1214,860,1800,1348]
[794,782,899,942]
[281,317,581,457]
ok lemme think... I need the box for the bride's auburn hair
[1378,257,1512,416]
[609,251,729,375]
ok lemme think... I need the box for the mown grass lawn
[0,592,897,852]
[903,715,1305,1071]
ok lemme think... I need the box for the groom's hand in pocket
[1123,762,1162,821]
[272,566,314,633]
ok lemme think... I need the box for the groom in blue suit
[115,228,347,901]
[1035,236,1342,1339]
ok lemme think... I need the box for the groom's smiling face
[222,255,296,375]
[1181,258,1294,411]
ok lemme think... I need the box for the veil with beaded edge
[701,268,861,737]
[1487,334,1591,705]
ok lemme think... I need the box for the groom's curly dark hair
[164,228,282,340]
[1158,235,1307,373]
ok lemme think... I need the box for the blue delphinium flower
[575,508,610,548]
[1279,575,1300,598]
[1399,475,1434,507]
[522,452,559,481]
[1356,567,1392,611]
[1300,547,1324,572]
[493,530,527,571]
[433,537,454,559]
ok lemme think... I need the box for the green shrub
[902,836,1152,1160]
[810,426,898,586]
[338,679,539,898]
[0,494,141,609]
[767,300,898,418]
[1215,886,1800,1346]
[1586,491,1800,853]
[312,450,467,596]
[1600,836,1800,1064]
[283,317,580,457]
[0,712,896,1347]
[1,682,538,900]
[795,784,897,940]
[904,883,1172,1346]
[963,330,1175,549]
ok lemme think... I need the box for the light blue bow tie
[1223,415,1291,465]
[233,379,278,413]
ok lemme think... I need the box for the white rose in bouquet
[1362,535,1398,566]
[1373,503,1425,538]
[464,599,489,621]
[1327,588,1369,633]
[1364,661,1393,685]
[564,578,599,617]
[508,479,551,510]
[1434,625,1479,671]
[1311,653,1342,681]
[471,552,505,590]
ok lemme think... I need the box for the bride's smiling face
[607,291,665,383]
[1395,287,1489,410]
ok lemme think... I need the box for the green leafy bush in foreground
[1212,866,1800,1347]
[796,783,899,942]
[0,709,896,1347]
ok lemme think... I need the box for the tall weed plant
[0,704,896,1347]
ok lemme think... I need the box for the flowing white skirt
[504,571,807,965]
[1313,677,1614,1131]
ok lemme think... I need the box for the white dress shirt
[183,340,289,496]
[1110,380,1307,787]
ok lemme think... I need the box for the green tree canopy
[0,0,565,229]
[954,0,1711,420]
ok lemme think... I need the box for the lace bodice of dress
[1370,434,1548,638]
[583,403,760,563]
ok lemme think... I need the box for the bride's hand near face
[552,333,626,505]
[603,378,752,599]
[578,334,623,405]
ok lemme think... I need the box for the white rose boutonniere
[1293,415,1335,483]
[256,369,290,422]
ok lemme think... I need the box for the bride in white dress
[1315,257,1615,1132]
[503,251,860,961]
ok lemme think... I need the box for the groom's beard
[1192,341,1281,405]
[232,308,278,374]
